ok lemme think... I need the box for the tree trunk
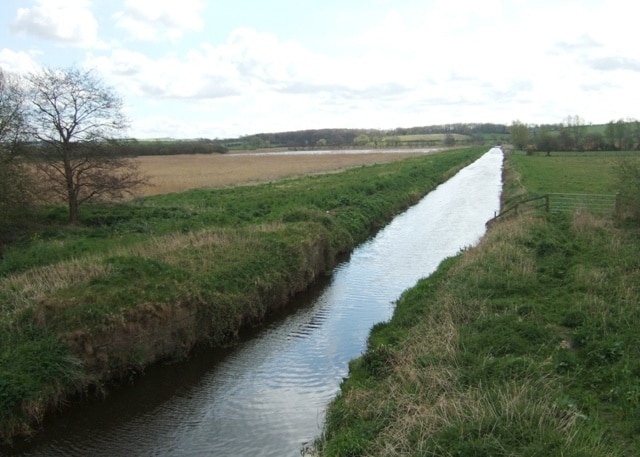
[68,193,79,225]
[63,156,78,224]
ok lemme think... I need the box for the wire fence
[547,193,618,216]
[489,193,620,224]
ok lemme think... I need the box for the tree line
[509,116,640,154]
[235,123,508,150]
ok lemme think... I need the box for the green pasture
[508,151,630,195]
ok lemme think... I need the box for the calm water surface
[7,148,503,457]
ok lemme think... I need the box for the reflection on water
[6,149,503,457]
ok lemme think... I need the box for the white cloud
[114,0,205,42]
[588,57,640,73]
[85,46,242,100]
[87,28,327,100]
[9,0,99,48]
[0,48,41,74]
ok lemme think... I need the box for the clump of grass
[0,257,111,312]
[0,329,86,442]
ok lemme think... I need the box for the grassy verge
[0,147,484,443]
[318,151,640,456]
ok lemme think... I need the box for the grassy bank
[318,151,640,456]
[0,147,485,443]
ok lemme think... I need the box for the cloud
[9,0,99,48]
[68,1,640,138]
[279,81,409,101]
[85,46,242,100]
[88,24,425,112]
[554,34,601,52]
[0,48,41,74]
[589,57,640,72]
[114,0,205,42]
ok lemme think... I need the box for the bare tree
[0,68,35,228]
[26,67,145,224]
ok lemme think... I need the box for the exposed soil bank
[62,231,334,380]
[0,148,485,444]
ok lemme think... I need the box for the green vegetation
[318,151,640,456]
[506,151,624,196]
[509,118,640,154]
[113,138,229,156]
[0,147,485,443]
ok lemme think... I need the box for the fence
[489,193,619,223]
[547,193,618,216]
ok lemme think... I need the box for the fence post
[545,195,550,212]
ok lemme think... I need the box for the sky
[1,0,639,139]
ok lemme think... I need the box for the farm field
[133,150,428,196]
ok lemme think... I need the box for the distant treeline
[232,123,509,150]
[22,118,640,158]
[510,118,640,153]
[114,138,230,156]
[13,124,510,159]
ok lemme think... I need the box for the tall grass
[318,152,640,456]
[0,147,485,444]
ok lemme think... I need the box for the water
[6,148,503,457]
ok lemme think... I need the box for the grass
[0,147,485,444]
[507,151,626,196]
[317,151,640,456]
